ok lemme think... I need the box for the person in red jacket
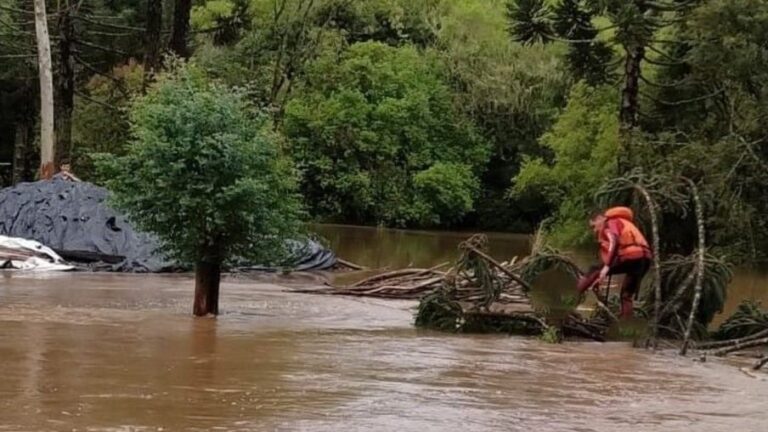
[577,207,652,318]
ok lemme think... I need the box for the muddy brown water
[1,225,767,431]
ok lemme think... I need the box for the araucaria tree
[97,65,303,316]
[507,0,697,173]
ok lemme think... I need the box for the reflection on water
[314,224,532,270]
[1,273,767,431]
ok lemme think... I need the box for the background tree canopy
[284,41,489,227]
[2,0,768,261]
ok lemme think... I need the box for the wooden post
[33,0,55,179]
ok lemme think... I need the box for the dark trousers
[577,258,651,318]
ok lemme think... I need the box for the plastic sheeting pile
[0,235,74,271]
[0,178,337,272]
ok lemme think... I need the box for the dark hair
[589,209,605,221]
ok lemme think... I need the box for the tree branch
[73,54,129,96]
[74,15,144,32]
[644,56,685,67]
[74,89,121,111]
[680,178,705,356]
[645,88,725,107]
[647,45,687,63]
[639,74,691,89]
[73,38,128,56]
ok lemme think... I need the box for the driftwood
[335,257,367,271]
[696,328,768,350]
[754,356,768,371]
[713,336,768,357]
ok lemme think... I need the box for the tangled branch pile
[300,233,612,341]
[698,301,768,371]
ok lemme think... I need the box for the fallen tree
[299,233,614,342]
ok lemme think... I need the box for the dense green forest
[1,0,767,260]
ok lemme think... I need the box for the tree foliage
[3,0,768,265]
[95,64,303,267]
[512,82,618,244]
[284,41,489,227]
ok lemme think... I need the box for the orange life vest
[598,206,651,265]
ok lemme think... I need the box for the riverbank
[0,272,766,431]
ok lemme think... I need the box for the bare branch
[73,38,128,56]
[647,45,687,63]
[639,74,691,89]
[74,15,144,32]
[647,0,698,12]
[641,88,725,107]
[73,54,129,96]
[644,56,685,67]
[74,89,121,112]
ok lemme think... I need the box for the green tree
[511,82,618,245]
[507,0,699,173]
[96,65,303,316]
[639,0,768,259]
[435,0,571,230]
[284,41,489,227]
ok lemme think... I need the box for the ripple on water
[0,273,766,432]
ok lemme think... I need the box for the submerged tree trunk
[55,3,75,169]
[193,261,222,316]
[33,0,55,179]
[169,0,191,58]
[618,45,644,174]
[143,0,163,88]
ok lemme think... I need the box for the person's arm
[598,233,616,281]
[599,221,621,281]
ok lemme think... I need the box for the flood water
[1,225,767,431]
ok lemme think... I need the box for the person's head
[589,211,606,235]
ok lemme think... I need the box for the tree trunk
[12,121,34,184]
[618,45,644,174]
[143,0,163,88]
[169,0,191,58]
[33,0,55,179]
[54,3,75,170]
[193,260,222,316]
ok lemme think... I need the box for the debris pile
[300,234,613,341]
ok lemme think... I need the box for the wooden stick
[681,178,705,356]
[336,257,367,270]
[696,329,768,350]
[362,277,443,295]
[350,268,429,287]
[464,245,533,292]
[713,336,768,357]
[594,297,620,323]
[753,356,768,371]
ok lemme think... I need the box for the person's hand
[598,265,610,283]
